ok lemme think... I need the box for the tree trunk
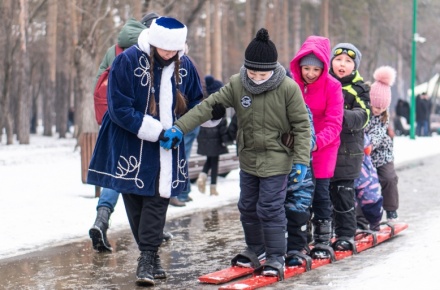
[0,0,15,144]
[253,0,267,36]
[292,0,301,54]
[205,0,211,75]
[280,0,289,67]
[72,0,101,136]
[56,1,71,138]
[17,0,31,144]
[212,0,222,80]
[43,0,57,137]
[320,0,329,37]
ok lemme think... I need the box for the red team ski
[198,222,408,290]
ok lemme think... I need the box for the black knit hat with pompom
[244,28,278,71]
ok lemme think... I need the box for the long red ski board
[198,222,408,290]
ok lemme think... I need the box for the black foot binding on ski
[332,236,357,254]
[355,229,378,246]
[231,248,264,268]
[310,243,336,262]
[285,250,312,271]
[254,257,285,281]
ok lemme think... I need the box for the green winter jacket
[94,18,146,86]
[175,74,311,177]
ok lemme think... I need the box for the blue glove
[160,126,183,150]
[290,163,307,183]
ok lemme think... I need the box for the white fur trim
[159,147,173,198]
[137,115,163,142]
[201,119,221,128]
[138,29,150,54]
[138,27,184,58]
[158,63,175,198]
[148,21,187,52]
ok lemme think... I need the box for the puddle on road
[0,205,243,289]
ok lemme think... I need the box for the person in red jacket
[289,36,344,262]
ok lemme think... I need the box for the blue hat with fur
[148,17,187,53]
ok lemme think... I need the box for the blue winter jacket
[87,44,203,198]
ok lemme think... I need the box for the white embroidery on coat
[134,55,151,86]
[171,146,188,189]
[90,54,153,189]
[178,67,188,85]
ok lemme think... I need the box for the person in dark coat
[329,43,371,252]
[196,75,229,196]
[416,92,432,136]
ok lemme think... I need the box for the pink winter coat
[290,36,343,178]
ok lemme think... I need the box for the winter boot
[386,210,398,222]
[231,222,265,268]
[169,196,186,207]
[197,172,207,193]
[285,247,311,267]
[153,252,167,279]
[310,219,333,259]
[256,227,286,281]
[136,251,156,286]
[210,184,219,196]
[162,231,173,242]
[355,205,370,231]
[89,207,113,252]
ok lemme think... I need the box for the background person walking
[196,75,229,196]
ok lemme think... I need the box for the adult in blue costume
[87,17,204,286]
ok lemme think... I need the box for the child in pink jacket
[289,36,344,262]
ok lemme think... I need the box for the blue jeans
[178,126,200,201]
[416,120,430,136]
[97,187,120,212]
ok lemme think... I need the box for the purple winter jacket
[290,36,344,178]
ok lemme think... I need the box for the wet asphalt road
[1,154,439,290]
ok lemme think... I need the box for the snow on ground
[0,133,439,260]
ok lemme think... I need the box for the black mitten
[211,103,226,120]
[281,132,294,149]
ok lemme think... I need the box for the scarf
[240,63,286,95]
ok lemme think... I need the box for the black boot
[153,252,167,279]
[89,207,112,252]
[310,219,333,259]
[136,251,156,285]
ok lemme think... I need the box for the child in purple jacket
[354,133,383,231]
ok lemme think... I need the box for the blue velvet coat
[87,44,203,198]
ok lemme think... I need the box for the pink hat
[370,66,396,109]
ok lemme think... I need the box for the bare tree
[16,0,31,144]
[320,0,329,37]
[212,0,222,79]
[292,0,301,54]
[205,0,212,75]
[43,0,57,137]
[56,1,71,138]
[1,0,440,145]
[0,0,18,144]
